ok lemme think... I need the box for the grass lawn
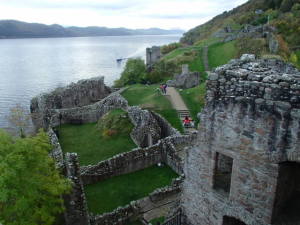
[58,111,136,165]
[85,165,178,214]
[150,217,165,224]
[208,40,238,69]
[122,84,183,133]
[179,83,206,126]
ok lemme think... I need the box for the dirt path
[165,87,197,134]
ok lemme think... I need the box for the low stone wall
[80,134,195,185]
[48,128,64,169]
[91,176,184,225]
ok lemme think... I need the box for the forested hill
[0,20,184,39]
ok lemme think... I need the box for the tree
[114,58,146,87]
[0,130,70,225]
[7,104,31,138]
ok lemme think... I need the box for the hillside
[0,20,184,39]
[159,0,300,71]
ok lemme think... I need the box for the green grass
[208,40,238,69]
[58,114,136,165]
[194,37,222,47]
[122,84,184,133]
[85,165,178,214]
[179,83,206,126]
[163,46,205,73]
[150,217,165,224]
[296,50,300,68]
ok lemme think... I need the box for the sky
[0,0,249,30]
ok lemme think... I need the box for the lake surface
[0,35,180,128]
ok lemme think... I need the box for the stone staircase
[177,110,197,134]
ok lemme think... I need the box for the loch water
[0,35,180,128]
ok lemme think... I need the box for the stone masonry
[30,76,111,129]
[181,55,300,225]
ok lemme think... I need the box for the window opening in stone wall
[213,152,233,195]
[272,162,300,225]
[223,216,246,225]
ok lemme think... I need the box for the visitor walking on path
[163,84,167,94]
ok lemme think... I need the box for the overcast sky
[0,0,248,30]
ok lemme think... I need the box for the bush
[114,58,146,87]
[146,60,180,83]
[97,110,133,138]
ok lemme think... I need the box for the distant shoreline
[0,33,182,40]
[0,19,184,40]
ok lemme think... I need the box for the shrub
[114,58,146,87]
[97,110,133,138]
[146,60,180,83]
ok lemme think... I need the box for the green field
[58,112,136,165]
[122,84,183,133]
[85,165,178,214]
[150,217,165,225]
[179,83,206,126]
[208,41,238,69]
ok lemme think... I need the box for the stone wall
[128,106,179,147]
[48,127,64,169]
[167,65,200,89]
[31,77,112,129]
[90,176,184,225]
[181,55,300,225]
[49,91,127,128]
[64,153,90,225]
[80,134,195,185]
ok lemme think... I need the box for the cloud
[0,0,248,29]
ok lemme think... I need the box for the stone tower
[146,46,161,69]
[181,55,300,225]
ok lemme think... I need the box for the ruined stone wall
[48,127,65,169]
[80,134,193,185]
[146,46,161,68]
[49,91,127,127]
[64,153,90,225]
[31,77,112,128]
[181,55,300,225]
[91,176,183,225]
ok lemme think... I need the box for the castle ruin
[181,55,300,225]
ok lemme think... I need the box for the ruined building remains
[146,46,161,69]
[181,55,300,225]
[30,76,111,129]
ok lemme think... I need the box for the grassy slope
[163,46,205,73]
[122,84,184,133]
[208,41,238,69]
[179,83,206,126]
[85,165,178,214]
[58,117,136,166]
